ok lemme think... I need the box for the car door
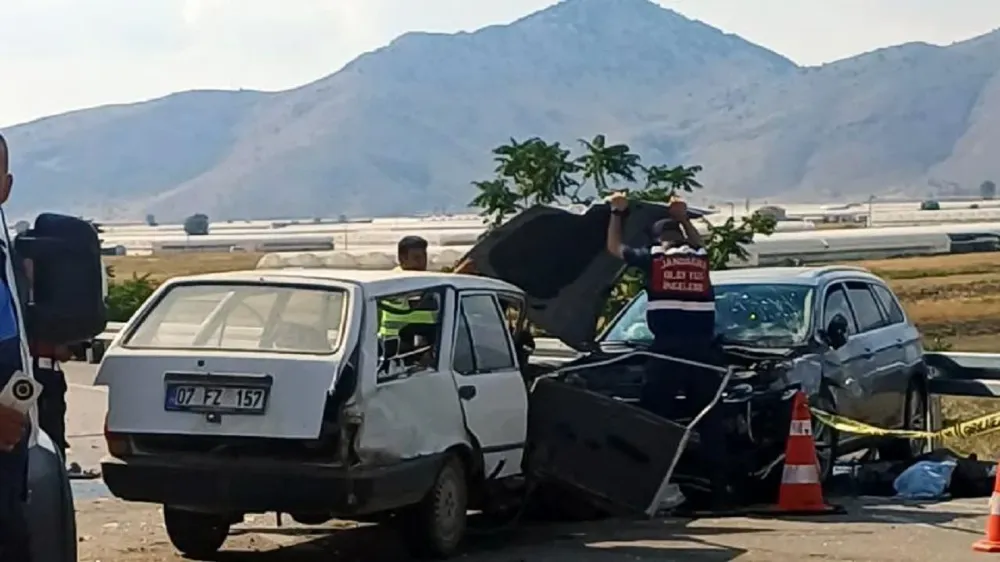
[451,292,528,480]
[870,282,917,428]
[843,281,903,428]
[819,282,867,420]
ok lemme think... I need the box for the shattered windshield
[602,283,815,348]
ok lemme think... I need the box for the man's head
[651,218,684,246]
[0,133,12,205]
[397,235,429,271]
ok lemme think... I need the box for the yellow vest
[378,266,437,337]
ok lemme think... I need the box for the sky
[2,0,999,127]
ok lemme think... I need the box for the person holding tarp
[605,192,732,507]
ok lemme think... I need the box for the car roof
[710,265,885,287]
[167,268,525,297]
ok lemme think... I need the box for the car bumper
[102,453,442,515]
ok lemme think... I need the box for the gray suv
[599,265,928,479]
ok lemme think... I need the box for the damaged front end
[461,202,807,514]
[524,346,798,515]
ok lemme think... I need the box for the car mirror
[823,314,849,349]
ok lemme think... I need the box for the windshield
[125,283,348,354]
[602,283,815,348]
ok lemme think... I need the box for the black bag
[14,213,108,344]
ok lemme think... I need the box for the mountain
[3,0,998,220]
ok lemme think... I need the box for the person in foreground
[0,132,32,561]
[605,192,732,507]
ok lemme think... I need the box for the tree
[106,274,158,322]
[470,134,777,324]
[981,180,997,200]
[183,213,210,236]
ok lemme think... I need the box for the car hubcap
[436,474,462,540]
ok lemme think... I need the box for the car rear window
[124,283,348,354]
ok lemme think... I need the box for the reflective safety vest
[646,244,714,345]
[378,298,437,337]
[379,266,438,337]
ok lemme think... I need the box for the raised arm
[606,192,629,259]
[669,200,704,248]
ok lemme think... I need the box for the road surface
[64,363,996,561]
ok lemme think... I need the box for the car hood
[460,203,703,351]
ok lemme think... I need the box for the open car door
[459,202,704,515]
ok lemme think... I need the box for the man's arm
[606,213,652,267]
[668,200,704,248]
[678,216,704,248]
[0,405,26,452]
[606,212,626,259]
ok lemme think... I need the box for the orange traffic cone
[775,390,837,514]
[973,462,1000,552]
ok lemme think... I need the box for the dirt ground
[72,495,997,562]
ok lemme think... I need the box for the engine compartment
[524,345,799,512]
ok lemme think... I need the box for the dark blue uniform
[0,253,31,561]
[622,243,730,503]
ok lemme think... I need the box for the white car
[97,269,533,558]
[96,205,723,559]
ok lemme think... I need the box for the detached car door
[450,292,528,479]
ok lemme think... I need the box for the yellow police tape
[810,407,1000,441]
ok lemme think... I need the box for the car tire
[162,507,231,559]
[879,378,929,461]
[811,386,839,484]
[399,455,468,559]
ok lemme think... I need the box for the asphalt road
[63,363,997,561]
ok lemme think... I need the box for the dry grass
[110,250,1000,457]
[107,253,265,282]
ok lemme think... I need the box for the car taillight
[103,413,131,458]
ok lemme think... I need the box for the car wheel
[811,386,839,484]
[879,378,929,461]
[400,455,468,559]
[162,507,231,559]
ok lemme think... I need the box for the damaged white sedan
[97,269,535,559]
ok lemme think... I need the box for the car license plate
[164,384,269,415]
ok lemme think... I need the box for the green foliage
[470,134,777,326]
[106,274,159,322]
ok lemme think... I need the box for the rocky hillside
[3,0,998,219]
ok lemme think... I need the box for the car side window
[496,293,525,336]
[845,282,887,332]
[872,284,905,325]
[453,312,476,375]
[823,284,858,335]
[453,294,516,375]
[375,288,444,382]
